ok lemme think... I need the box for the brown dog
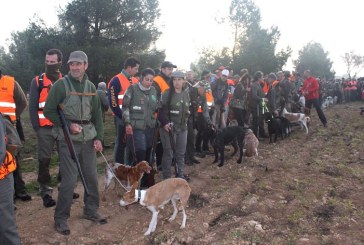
[244,129,259,157]
[102,161,152,201]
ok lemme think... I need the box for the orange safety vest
[36,74,62,126]
[0,76,16,122]
[272,80,279,88]
[111,73,138,109]
[262,80,269,95]
[197,91,214,112]
[153,75,170,94]
[0,150,16,180]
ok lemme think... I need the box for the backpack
[1,114,22,155]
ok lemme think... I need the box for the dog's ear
[209,123,217,133]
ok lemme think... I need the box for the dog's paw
[119,199,127,206]
[180,224,186,229]
[144,230,151,236]
[218,163,224,167]
[237,159,242,164]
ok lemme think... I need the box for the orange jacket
[0,150,16,179]
[154,75,170,94]
[0,76,16,122]
[113,73,138,109]
[36,74,62,126]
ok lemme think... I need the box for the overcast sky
[1,0,363,77]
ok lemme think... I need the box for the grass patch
[25,174,59,193]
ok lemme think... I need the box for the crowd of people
[1,48,363,242]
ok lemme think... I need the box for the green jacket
[122,83,158,129]
[43,72,104,142]
[161,89,190,131]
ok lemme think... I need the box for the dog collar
[137,189,141,202]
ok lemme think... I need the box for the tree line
[1,0,361,92]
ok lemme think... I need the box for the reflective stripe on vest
[115,74,138,109]
[153,75,169,94]
[0,150,16,180]
[36,74,61,127]
[0,76,16,122]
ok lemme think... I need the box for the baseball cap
[67,51,88,64]
[171,71,185,78]
[221,69,229,77]
[161,61,177,68]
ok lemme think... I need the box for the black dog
[264,112,283,143]
[278,116,291,138]
[209,125,246,167]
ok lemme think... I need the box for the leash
[99,151,128,191]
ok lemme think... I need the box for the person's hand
[163,123,172,132]
[264,98,269,102]
[125,124,133,135]
[70,123,82,134]
[93,139,103,152]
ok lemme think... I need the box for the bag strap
[38,73,44,94]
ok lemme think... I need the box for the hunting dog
[210,125,246,167]
[120,178,191,236]
[281,108,309,134]
[244,128,259,157]
[102,161,152,201]
[264,112,284,143]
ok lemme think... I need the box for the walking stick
[167,123,179,177]
[57,105,89,195]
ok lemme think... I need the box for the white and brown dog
[281,108,309,134]
[120,178,191,236]
[102,161,152,201]
[244,129,259,157]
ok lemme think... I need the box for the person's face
[303,71,309,79]
[186,72,194,82]
[127,64,139,77]
[69,62,88,81]
[45,54,59,65]
[221,75,228,81]
[204,74,211,82]
[173,77,185,90]
[141,74,154,89]
[161,67,174,77]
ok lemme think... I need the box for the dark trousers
[185,119,195,161]
[251,105,265,137]
[13,155,26,195]
[127,127,155,187]
[305,98,327,125]
[113,117,126,163]
[0,173,20,245]
[55,140,99,223]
